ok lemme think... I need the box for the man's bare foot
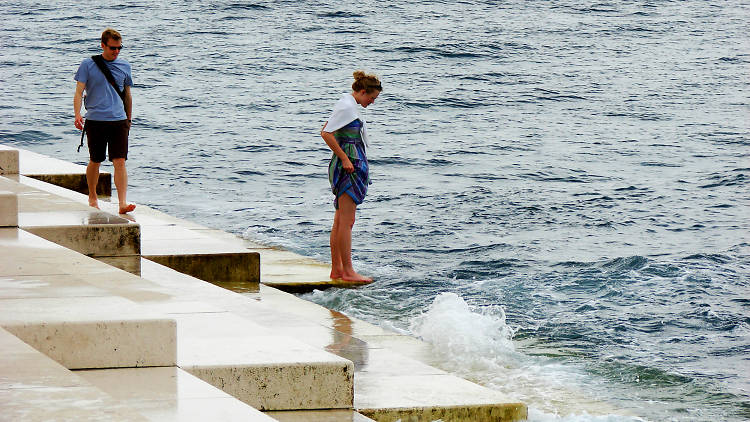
[89,199,100,209]
[119,203,136,214]
[330,272,343,280]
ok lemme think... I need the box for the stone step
[0,229,176,370]
[0,226,356,413]
[0,189,18,227]
[0,327,149,421]
[139,259,528,421]
[8,145,373,291]
[0,144,19,174]
[0,175,141,274]
[265,410,375,422]
[17,146,111,195]
[174,312,354,411]
[76,367,278,422]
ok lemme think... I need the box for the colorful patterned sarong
[328,119,370,209]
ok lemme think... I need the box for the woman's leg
[330,194,371,282]
[330,210,343,278]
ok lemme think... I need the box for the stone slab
[144,252,260,284]
[96,254,142,275]
[23,224,141,256]
[29,173,111,197]
[354,373,527,421]
[132,202,371,290]
[0,327,149,422]
[77,367,278,422]
[0,190,18,227]
[0,227,123,277]
[0,145,19,174]
[0,175,139,266]
[16,146,111,195]
[266,410,375,422]
[175,312,354,411]
[0,296,176,369]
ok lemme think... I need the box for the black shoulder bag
[78,55,127,152]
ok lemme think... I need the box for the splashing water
[411,293,646,421]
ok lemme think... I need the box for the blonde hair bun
[352,70,382,93]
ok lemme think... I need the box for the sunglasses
[106,45,123,51]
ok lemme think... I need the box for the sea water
[0,1,748,420]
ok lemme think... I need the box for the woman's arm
[321,123,354,173]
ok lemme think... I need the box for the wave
[410,293,645,421]
[0,130,55,146]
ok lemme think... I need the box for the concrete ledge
[0,297,176,369]
[266,409,375,421]
[0,190,18,227]
[354,373,528,421]
[357,404,528,422]
[144,252,260,284]
[96,255,142,276]
[27,173,111,196]
[17,146,111,195]
[23,224,141,275]
[176,313,354,411]
[0,174,140,273]
[23,224,141,256]
[77,367,278,421]
[185,362,353,412]
[0,327,149,421]
[4,320,176,369]
[0,145,19,174]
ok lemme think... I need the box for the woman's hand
[322,129,355,173]
[342,157,355,173]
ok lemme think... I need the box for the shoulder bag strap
[91,54,126,105]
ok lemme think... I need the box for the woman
[321,71,382,283]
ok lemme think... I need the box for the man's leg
[86,161,101,209]
[112,158,135,214]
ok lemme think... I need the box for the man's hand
[75,115,84,130]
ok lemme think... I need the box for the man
[74,28,135,214]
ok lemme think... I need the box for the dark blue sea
[1,1,748,420]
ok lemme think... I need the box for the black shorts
[85,119,130,163]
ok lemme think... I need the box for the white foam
[528,408,647,422]
[409,293,646,421]
[410,292,517,362]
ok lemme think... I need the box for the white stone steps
[1,144,529,420]
[0,227,356,412]
[139,260,528,421]
[0,175,141,274]
[16,145,111,195]
[0,229,176,370]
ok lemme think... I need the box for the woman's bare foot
[89,199,100,209]
[341,271,372,283]
[119,203,136,214]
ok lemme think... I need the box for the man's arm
[123,85,132,122]
[74,81,86,129]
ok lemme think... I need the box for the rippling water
[1,1,748,420]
